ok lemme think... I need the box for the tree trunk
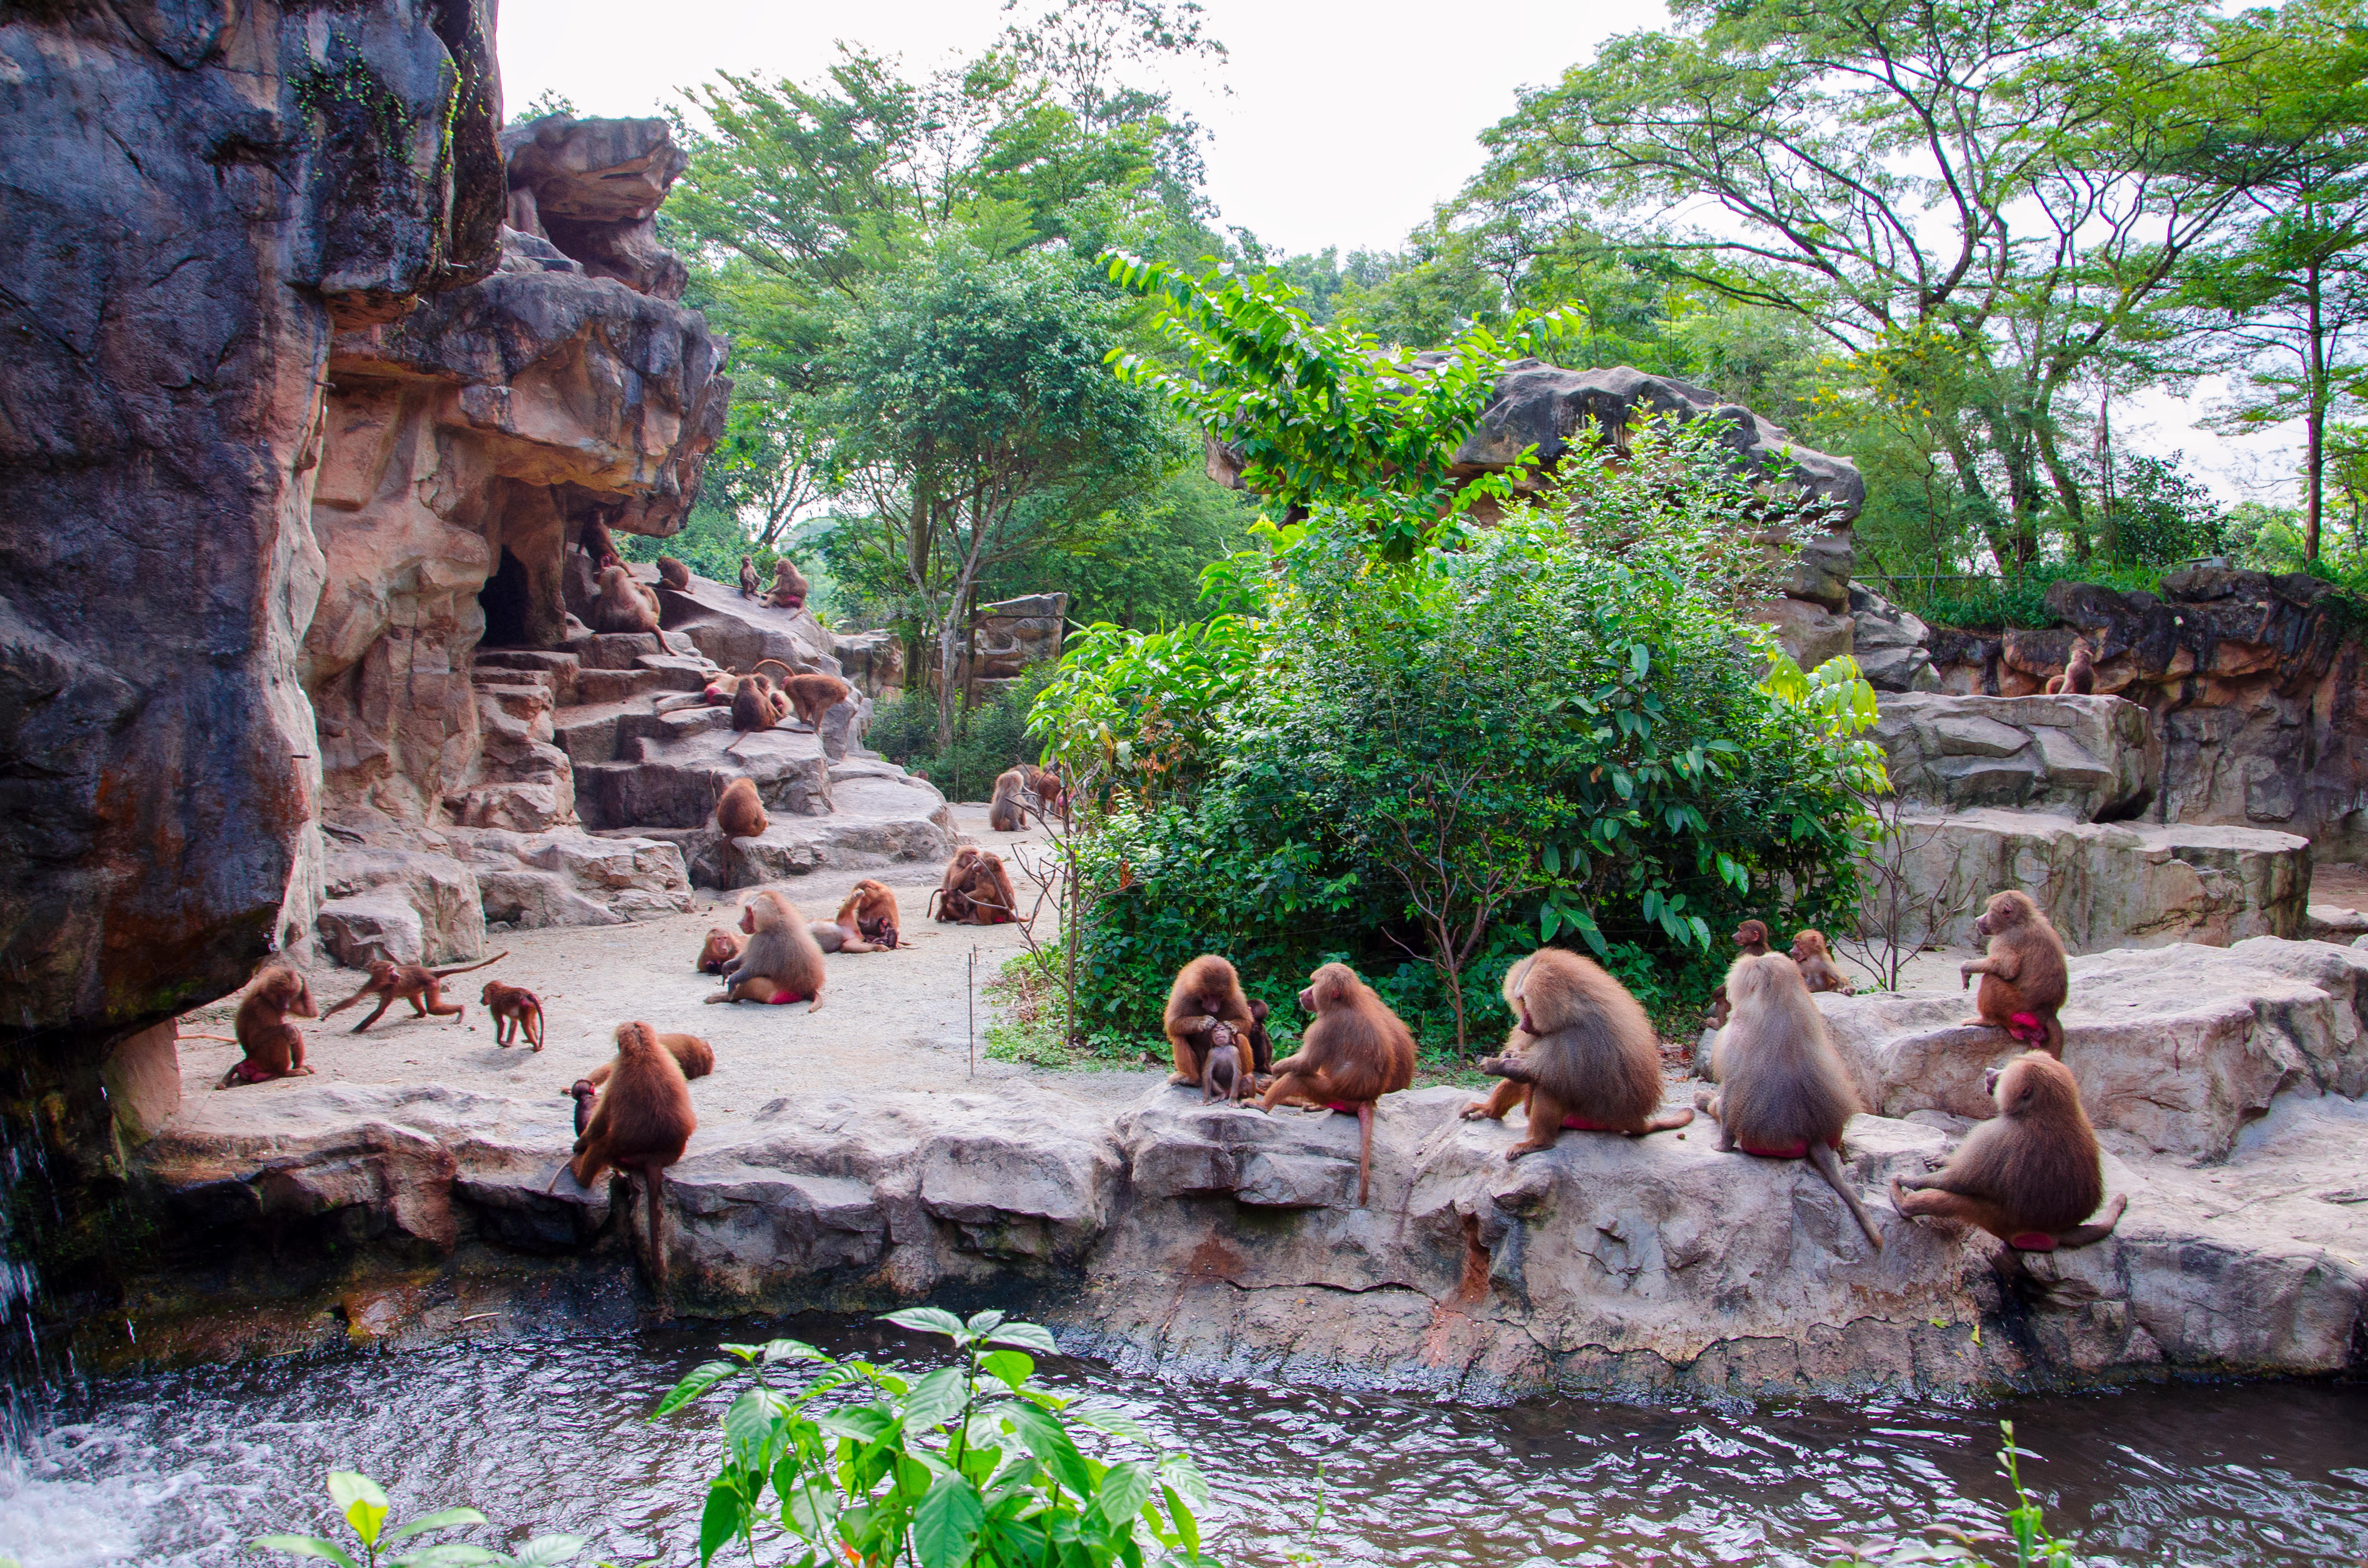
[2306,259,2326,562]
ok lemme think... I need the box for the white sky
[496,0,2296,507]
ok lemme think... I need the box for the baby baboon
[715,776,768,838]
[1260,964,1417,1205]
[567,1021,696,1289]
[2044,637,2097,696]
[783,672,851,730]
[1202,1029,1247,1106]
[1961,890,2069,1056]
[1892,1051,2128,1251]
[765,558,810,612]
[988,767,1030,832]
[696,926,744,974]
[1243,997,1274,1075]
[705,890,826,1009]
[1789,930,1851,995]
[480,980,544,1050]
[730,673,780,734]
[218,965,319,1088]
[1163,955,1258,1087]
[655,556,691,590]
[1465,948,1692,1159]
[321,951,508,1033]
[1706,919,1773,1029]
[827,879,902,953]
[1696,952,1886,1250]
[592,564,661,634]
[739,555,760,598]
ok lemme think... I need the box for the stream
[0,1317,2362,1567]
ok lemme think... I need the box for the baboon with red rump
[1464,948,1692,1158]
[1961,890,2070,1057]
[765,558,810,612]
[321,951,507,1033]
[705,891,826,1009]
[1890,1051,2127,1251]
[566,1022,696,1290]
[1163,955,1258,1087]
[1259,963,1417,1204]
[1695,952,1886,1250]
[216,965,319,1089]
[931,847,983,923]
[480,980,544,1050]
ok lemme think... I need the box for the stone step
[552,699,645,767]
[637,652,714,692]
[573,725,836,831]
[561,630,682,671]
[474,648,580,703]
[472,681,554,721]
[573,665,665,704]
[1875,692,2156,823]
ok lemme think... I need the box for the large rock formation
[0,3,502,1059]
[119,937,2368,1396]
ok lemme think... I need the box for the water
[1,1318,2364,1567]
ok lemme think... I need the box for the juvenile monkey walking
[480,980,545,1050]
[322,952,508,1033]
[1696,952,1886,1250]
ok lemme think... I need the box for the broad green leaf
[1158,1450,1212,1509]
[911,1474,987,1568]
[985,1322,1058,1355]
[1095,1461,1155,1524]
[963,1309,1008,1335]
[496,1535,588,1567]
[252,1537,361,1568]
[995,1401,1093,1496]
[652,1359,739,1417]
[1158,1485,1201,1556]
[881,1306,968,1342]
[813,1406,900,1443]
[328,1474,389,1549]
[902,1366,969,1431]
[698,1482,747,1568]
[978,1349,1035,1390]
[1063,1401,1152,1444]
[387,1507,490,1543]
[385,1545,500,1568]
[761,1338,828,1366]
[723,1388,787,1469]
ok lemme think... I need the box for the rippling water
[1,1318,2362,1567]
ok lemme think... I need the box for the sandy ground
[176,804,1165,1129]
[2309,861,2368,914]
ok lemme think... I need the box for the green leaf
[496,1535,589,1567]
[328,1474,389,1550]
[1095,1461,1156,1524]
[984,1322,1058,1355]
[995,1401,1094,1496]
[904,1365,970,1431]
[1063,1401,1152,1444]
[654,1360,740,1416]
[881,1306,969,1342]
[385,1545,500,1568]
[386,1507,490,1543]
[978,1349,1035,1390]
[1158,1485,1201,1556]
[252,1537,361,1568]
[911,1474,987,1568]
[697,1482,747,1568]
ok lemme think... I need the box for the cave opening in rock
[481,547,533,648]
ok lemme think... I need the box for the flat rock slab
[1887,807,2308,952]
[1876,693,2157,820]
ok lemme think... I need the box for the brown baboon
[730,673,780,734]
[1961,890,2070,1057]
[827,879,902,953]
[655,556,691,590]
[1789,930,1851,995]
[218,965,319,1089]
[1243,998,1274,1075]
[579,516,621,572]
[715,776,768,838]
[584,1031,714,1093]
[480,980,544,1050]
[1706,919,1772,1029]
[705,890,826,1010]
[321,952,508,1033]
[931,847,984,923]
[1202,1031,1247,1105]
[1162,955,1259,1087]
[1465,948,1692,1159]
[592,564,661,634]
[988,767,1030,832]
[567,1022,696,1289]
[1891,1051,2128,1251]
[1259,964,1418,1204]
[1696,952,1885,1250]
[739,555,760,599]
[696,926,743,974]
[765,558,810,612]
[2045,637,2097,696]
[783,672,851,730]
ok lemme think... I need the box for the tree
[828,245,1178,752]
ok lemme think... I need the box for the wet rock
[0,0,503,1043]
[1876,808,2307,953]
[102,1024,184,1145]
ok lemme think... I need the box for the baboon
[580,1030,714,1102]
[1464,948,1692,1159]
[1695,952,1886,1250]
[1243,998,1274,1075]
[1790,930,1851,995]
[739,555,760,599]
[2045,637,2097,696]
[931,846,984,923]
[1706,919,1773,1029]
[715,776,768,838]
[958,851,1019,924]
[1962,890,2070,1057]
[1202,1031,1247,1106]
[1162,955,1258,1087]
[1022,763,1067,818]
[592,564,661,634]
[480,980,544,1050]
[655,556,691,590]
[321,952,508,1033]
[578,516,621,572]
[1259,964,1417,1205]
[1891,1051,2128,1251]
[705,890,826,1009]
[988,768,1032,832]
[696,926,743,974]
[566,1021,696,1289]
[827,879,902,953]
[765,558,810,612]
[730,673,780,734]
[217,965,319,1088]
[783,672,851,730]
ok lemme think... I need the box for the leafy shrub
[874,666,1057,801]
[1035,421,1884,1057]
[1903,559,2164,631]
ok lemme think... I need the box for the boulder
[1874,808,2308,953]
[1749,596,1856,670]
[1850,586,1939,692]
[456,827,692,926]
[833,631,906,699]
[315,847,487,965]
[501,115,690,300]
[668,764,959,887]
[0,0,503,1047]
[657,573,840,677]
[1874,693,2157,821]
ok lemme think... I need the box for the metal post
[968,945,977,1078]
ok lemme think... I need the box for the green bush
[874,666,1058,801]
[1036,424,1884,1058]
[1900,559,2165,631]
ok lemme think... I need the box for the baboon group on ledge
[1163,885,2122,1253]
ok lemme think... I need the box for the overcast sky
[497,0,2286,505]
